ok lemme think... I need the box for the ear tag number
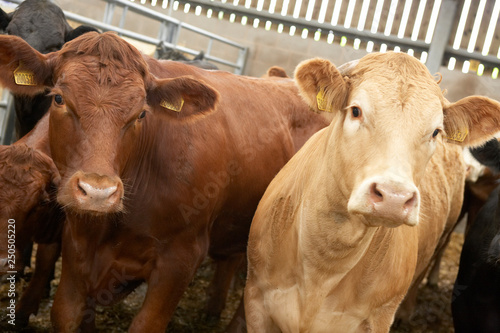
[14,61,36,86]
[160,98,184,112]
[447,129,468,142]
[316,87,333,112]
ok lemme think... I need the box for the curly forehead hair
[55,31,151,85]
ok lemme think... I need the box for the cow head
[0,145,60,273]
[295,54,500,227]
[0,32,219,215]
[0,0,98,54]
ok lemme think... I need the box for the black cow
[156,43,219,70]
[452,138,500,333]
[0,0,98,138]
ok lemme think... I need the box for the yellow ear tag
[160,98,184,112]
[447,129,468,142]
[316,87,332,112]
[14,61,36,86]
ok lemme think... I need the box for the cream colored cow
[245,52,500,333]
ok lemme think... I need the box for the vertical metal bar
[235,47,248,75]
[0,91,8,143]
[206,39,213,56]
[1,93,15,145]
[167,22,181,45]
[158,20,168,41]
[103,2,116,25]
[426,0,458,74]
[119,5,129,31]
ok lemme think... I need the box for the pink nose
[369,182,418,222]
[72,172,124,213]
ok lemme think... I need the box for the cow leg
[51,263,95,332]
[371,300,404,333]
[204,254,245,322]
[244,280,279,333]
[225,295,246,333]
[426,246,445,287]
[128,241,208,333]
[17,242,60,328]
[21,241,33,270]
[396,268,429,323]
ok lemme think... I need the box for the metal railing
[100,0,248,73]
[171,0,500,77]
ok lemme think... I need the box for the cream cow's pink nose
[368,182,418,221]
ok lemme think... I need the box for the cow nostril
[370,183,384,203]
[404,193,417,209]
[77,181,88,196]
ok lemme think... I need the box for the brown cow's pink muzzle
[59,171,124,214]
[348,177,420,227]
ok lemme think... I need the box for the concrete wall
[47,1,500,102]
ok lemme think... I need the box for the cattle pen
[1,0,500,332]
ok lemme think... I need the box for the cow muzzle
[348,176,420,227]
[59,171,124,214]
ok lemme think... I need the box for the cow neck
[120,117,165,196]
[64,210,121,247]
[15,112,52,155]
[31,200,64,244]
[297,123,377,274]
[120,115,188,206]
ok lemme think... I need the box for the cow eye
[432,129,440,138]
[54,94,64,106]
[352,107,361,118]
[138,111,147,119]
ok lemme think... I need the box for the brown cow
[0,138,59,274]
[0,32,328,332]
[0,122,63,326]
[244,53,500,332]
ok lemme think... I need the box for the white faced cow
[245,53,500,333]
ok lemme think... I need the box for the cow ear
[65,26,99,43]
[0,9,11,31]
[0,35,54,95]
[294,58,348,113]
[443,96,500,147]
[266,66,289,78]
[148,76,219,118]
